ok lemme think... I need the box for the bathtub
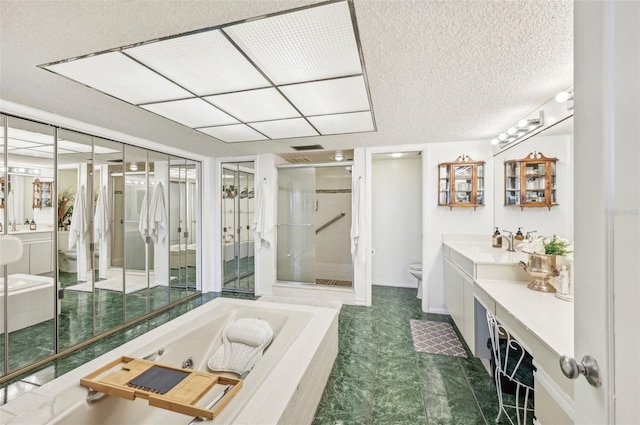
[0,274,55,333]
[170,244,197,268]
[0,297,339,425]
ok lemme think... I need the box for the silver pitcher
[519,253,559,292]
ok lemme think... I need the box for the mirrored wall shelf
[504,151,558,210]
[438,154,485,211]
[32,179,54,208]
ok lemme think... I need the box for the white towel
[139,191,148,242]
[350,176,368,264]
[93,185,109,242]
[69,185,87,249]
[148,183,167,244]
[252,178,274,250]
[6,190,16,224]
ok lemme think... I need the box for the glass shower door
[277,168,316,283]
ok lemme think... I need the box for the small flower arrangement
[518,234,573,256]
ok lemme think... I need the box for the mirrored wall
[221,162,255,293]
[1,113,201,381]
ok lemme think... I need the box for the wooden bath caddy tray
[80,356,242,419]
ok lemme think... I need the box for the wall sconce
[491,111,544,149]
[555,90,574,110]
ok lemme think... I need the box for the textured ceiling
[0,0,573,158]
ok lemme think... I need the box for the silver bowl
[519,253,559,292]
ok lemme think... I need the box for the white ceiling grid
[41,0,375,143]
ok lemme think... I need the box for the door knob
[559,355,602,387]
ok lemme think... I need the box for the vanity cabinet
[443,257,476,352]
[32,179,54,209]
[438,155,485,210]
[0,177,5,209]
[504,151,558,210]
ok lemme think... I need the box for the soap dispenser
[30,219,36,231]
[492,227,502,248]
[515,228,525,241]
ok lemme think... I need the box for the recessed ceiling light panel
[205,88,300,122]
[309,111,374,135]
[45,52,192,104]
[250,118,318,139]
[125,30,271,95]
[197,124,268,143]
[225,1,362,85]
[280,75,369,116]
[141,98,239,127]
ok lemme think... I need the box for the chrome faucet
[502,230,516,252]
[526,230,538,241]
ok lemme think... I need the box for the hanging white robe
[69,185,87,249]
[252,178,274,250]
[139,190,148,242]
[94,185,109,279]
[148,183,167,244]
[350,176,368,264]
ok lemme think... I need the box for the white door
[574,1,640,423]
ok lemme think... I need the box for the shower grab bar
[316,212,346,234]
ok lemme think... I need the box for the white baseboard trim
[372,282,418,289]
[427,307,450,315]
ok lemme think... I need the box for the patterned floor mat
[409,319,467,357]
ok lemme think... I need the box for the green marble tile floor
[313,286,527,425]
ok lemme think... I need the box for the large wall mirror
[493,116,574,240]
[2,117,56,373]
[0,113,202,382]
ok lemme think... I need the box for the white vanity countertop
[475,278,574,357]
[7,228,54,235]
[443,234,529,265]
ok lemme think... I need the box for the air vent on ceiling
[288,157,311,164]
[291,144,324,151]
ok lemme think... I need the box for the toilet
[409,263,423,299]
[58,249,77,273]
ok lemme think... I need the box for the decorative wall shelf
[504,151,558,210]
[32,179,53,209]
[438,155,485,211]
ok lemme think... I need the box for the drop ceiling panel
[280,75,369,116]
[309,111,374,135]
[125,30,271,95]
[45,52,193,104]
[197,124,268,143]
[250,118,318,139]
[224,1,362,85]
[141,98,239,127]
[205,88,300,122]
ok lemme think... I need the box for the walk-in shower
[277,164,352,287]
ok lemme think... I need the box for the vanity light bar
[491,111,544,149]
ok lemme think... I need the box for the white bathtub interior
[1,298,339,425]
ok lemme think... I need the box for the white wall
[371,157,422,288]
[493,132,574,241]
[424,140,494,313]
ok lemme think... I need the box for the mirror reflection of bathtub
[0,274,56,333]
[170,244,197,268]
[223,240,255,263]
